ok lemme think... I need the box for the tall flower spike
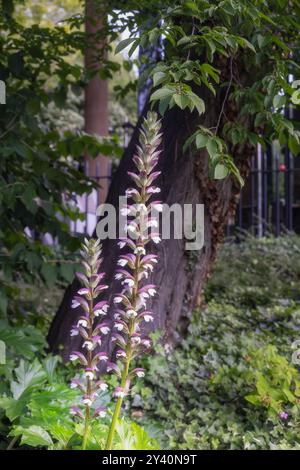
[69,238,109,450]
[105,111,162,450]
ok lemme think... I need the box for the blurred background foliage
[0,0,137,324]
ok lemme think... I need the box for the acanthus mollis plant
[69,238,110,450]
[105,111,163,450]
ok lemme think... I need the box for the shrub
[133,236,300,450]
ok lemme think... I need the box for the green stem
[7,435,19,450]
[105,253,141,450]
[82,405,90,450]
[82,295,94,450]
[105,358,130,450]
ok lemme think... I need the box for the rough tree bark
[48,53,254,358]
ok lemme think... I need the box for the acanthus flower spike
[69,238,109,450]
[105,111,162,450]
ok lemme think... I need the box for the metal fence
[71,143,300,239]
[226,144,300,237]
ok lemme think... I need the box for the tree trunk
[48,80,253,359]
[85,0,110,203]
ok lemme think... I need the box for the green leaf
[273,94,286,109]
[196,133,209,149]
[291,89,300,105]
[0,340,5,364]
[0,292,8,315]
[206,139,219,159]
[153,71,167,87]
[41,264,57,287]
[214,163,229,179]
[11,359,46,400]
[158,96,171,115]
[189,92,205,115]
[173,94,190,110]
[150,87,174,102]
[245,394,261,406]
[115,38,136,55]
[288,135,300,155]
[13,425,53,448]
[21,186,37,214]
[60,263,74,282]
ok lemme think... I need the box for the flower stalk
[105,112,162,450]
[69,238,110,450]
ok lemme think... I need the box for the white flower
[126,308,137,318]
[118,241,126,249]
[99,383,108,391]
[115,273,123,280]
[78,319,88,328]
[70,328,79,336]
[147,187,161,194]
[98,410,106,418]
[71,299,80,309]
[100,326,110,335]
[94,304,108,316]
[136,370,145,378]
[114,296,123,304]
[83,397,93,406]
[125,188,136,196]
[144,263,154,271]
[70,354,78,362]
[116,350,126,358]
[148,288,157,296]
[85,370,94,380]
[136,203,147,212]
[123,278,135,287]
[83,340,93,350]
[144,314,154,322]
[140,292,149,300]
[131,336,141,345]
[152,236,161,244]
[117,259,128,267]
[126,224,138,233]
[120,207,130,216]
[114,322,124,331]
[134,246,146,255]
